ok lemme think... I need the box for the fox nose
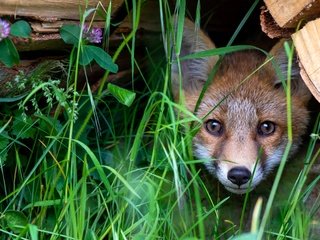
[227,167,251,187]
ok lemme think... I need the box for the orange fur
[171,19,311,194]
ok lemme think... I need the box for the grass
[0,0,319,239]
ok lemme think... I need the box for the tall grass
[0,0,319,239]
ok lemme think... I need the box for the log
[0,0,161,97]
[260,6,294,38]
[30,20,106,33]
[13,20,107,51]
[0,0,123,20]
[264,0,320,28]
[292,18,320,102]
[0,0,126,51]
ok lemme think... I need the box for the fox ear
[171,18,218,100]
[269,39,311,104]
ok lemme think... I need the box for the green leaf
[90,46,118,73]
[37,115,63,135]
[28,224,38,240]
[180,45,267,61]
[0,150,8,167]
[79,45,94,65]
[60,24,81,45]
[82,45,118,73]
[4,210,28,233]
[108,83,136,107]
[0,93,27,102]
[10,20,31,38]
[175,1,186,55]
[74,139,140,199]
[0,39,20,67]
[12,116,37,139]
[85,229,97,240]
[23,199,62,209]
[0,131,10,150]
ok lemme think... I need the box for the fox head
[171,18,311,194]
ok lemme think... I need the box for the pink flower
[0,19,10,41]
[83,25,103,44]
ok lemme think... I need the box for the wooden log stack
[0,0,122,97]
[0,0,163,97]
[2,0,320,102]
[0,0,124,51]
[262,0,320,102]
[1,0,121,20]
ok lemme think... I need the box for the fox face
[171,19,311,194]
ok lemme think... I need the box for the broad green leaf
[79,45,118,72]
[91,46,118,73]
[37,115,63,135]
[4,210,28,233]
[0,39,20,67]
[84,45,118,72]
[60,24,81,45]
[10,20,31,38]
[12,116,37,139]
[108,83,136,107]
[79,45,94,65]
[0,131,9,150]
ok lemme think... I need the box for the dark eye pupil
[258,121,275,135]
[205,120,223,136]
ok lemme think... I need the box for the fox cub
[171,18,311,194]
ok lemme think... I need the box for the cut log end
[264,0,320,28]
[292,18,320,103]
[260,6,294,38]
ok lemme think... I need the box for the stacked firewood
[261,0,320,102]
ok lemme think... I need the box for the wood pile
[261,0,320,102]
[1,0,124,51]
[1,0,320,102]
[0,0,162,97]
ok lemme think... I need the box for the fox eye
[205,119,223,136]
[258,121,276,136]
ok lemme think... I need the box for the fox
[171,18,311,194]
